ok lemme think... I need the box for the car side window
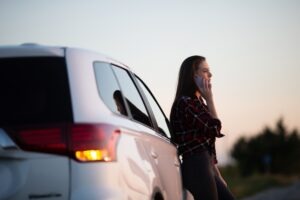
[112,65,152,127]
[94,62,128,116]
[135,76,171,138]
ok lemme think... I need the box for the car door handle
[151,151,158,159]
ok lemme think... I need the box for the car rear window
[0,57,73,126]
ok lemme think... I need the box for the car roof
[0,44,130,70]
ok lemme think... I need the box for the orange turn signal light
[75,149,112,162]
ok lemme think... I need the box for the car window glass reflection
[113,90,127,115]
[135,76,171,138]
[112,66,152,127]
[94,62,127,116]
[114,90,151,126]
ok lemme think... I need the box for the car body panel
[0,44,64,58]
[0,45,186,200]
[0,130,69,200]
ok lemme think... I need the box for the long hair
[169,55,206,140]
[174,55,206,101]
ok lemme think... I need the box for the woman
[170,56,235,200]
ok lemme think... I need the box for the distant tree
[231,118,300,176]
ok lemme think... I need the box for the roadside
[242,180,300,200]
[220,165,300,199]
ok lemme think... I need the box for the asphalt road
[242,181,300,200]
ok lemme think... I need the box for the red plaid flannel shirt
[170,95,224,164]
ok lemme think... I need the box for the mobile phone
[194,75,204,89]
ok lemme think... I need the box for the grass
[219,165,299,199]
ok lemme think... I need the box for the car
[0,44,193,200]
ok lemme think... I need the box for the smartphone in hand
[194,75,204,89]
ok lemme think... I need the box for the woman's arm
[181,97,223,138]
[206,97,218,118]
[197,78,218,118]
[199,78,228,186]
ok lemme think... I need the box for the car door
[133,75,183,200]
[97,62,183,199]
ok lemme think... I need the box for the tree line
[231,118,300,176]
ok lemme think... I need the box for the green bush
[231,118,300,176]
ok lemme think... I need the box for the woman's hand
[194,75,219,118]
[194,75,213,101]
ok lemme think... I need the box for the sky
[1,0,299,165]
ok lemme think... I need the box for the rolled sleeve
[179,97,224,139]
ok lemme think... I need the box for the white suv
[0,44,192,200]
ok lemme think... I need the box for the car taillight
[11,123,120,162]
[70,124,120,162]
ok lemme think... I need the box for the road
[242,181,300,200]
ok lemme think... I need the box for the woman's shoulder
[174,96,197,108]
[177,95,193,102]
[178,95,197,103]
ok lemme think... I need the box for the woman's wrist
[205,96,214,104]
[205,98,218,118]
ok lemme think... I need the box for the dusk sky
[1,0,299,164]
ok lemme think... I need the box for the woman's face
[194,60,212,81]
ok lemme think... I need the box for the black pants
[181,151,235,200]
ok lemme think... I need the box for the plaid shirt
[170,95,224,164]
